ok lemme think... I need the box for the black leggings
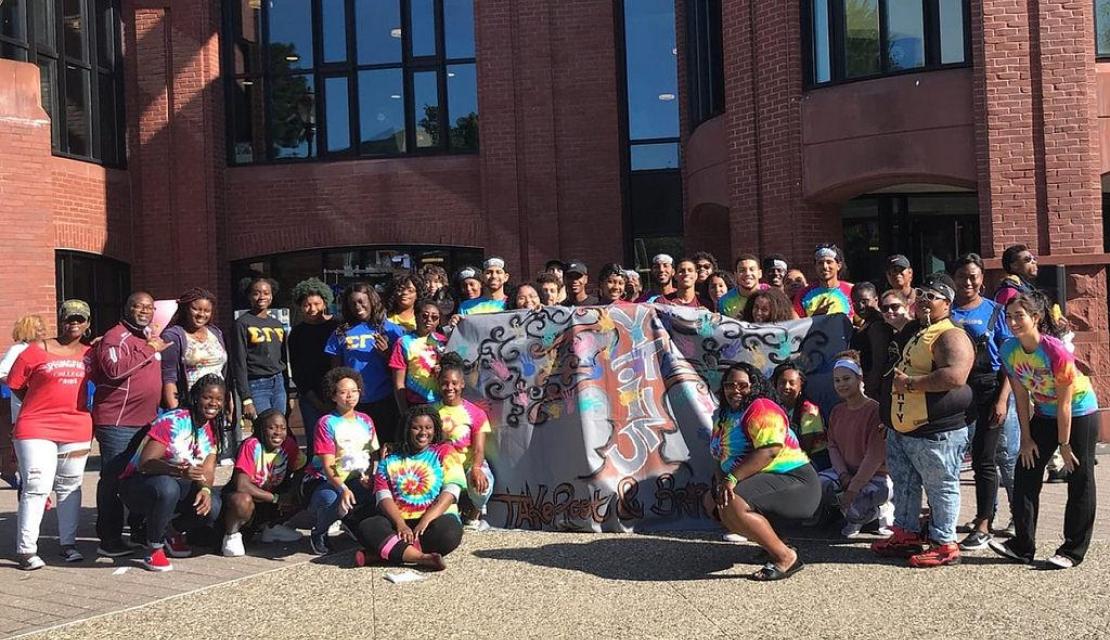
[1010,412,1099,564]
[356,514,463,563]
[969,385,1003,522]
[735,464,822,521]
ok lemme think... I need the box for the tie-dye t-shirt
[717,284,769,319]
[373,444,467,520]
[710,398,810,480]
[306,411,380,482]
[435,400,492,469]
[458,297,508,316]
[1001,335,1099,418]
[234,435,307,491]
[793,281,855,318]
[119,409,217,480]
[388,333,446,404]
[794,400,827,456]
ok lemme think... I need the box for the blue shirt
[952,298,1011,371]
[324,321,406,403]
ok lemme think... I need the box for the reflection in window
[686,0,725,129]
[806,0,968,86]
[630,143,679,170]
[225,0,477,164]
[55,250,131,337]
[1,0,23,40]
[62,0,86,61]
[64,65,91,156]
[624,0,678,140]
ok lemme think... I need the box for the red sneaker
[140,547,174,572]
[164,533,192,559]
[871,526,926,558]
[909,542,961,568]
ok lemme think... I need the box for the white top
[0,342,30,422]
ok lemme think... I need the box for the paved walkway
[2,454,1109,638]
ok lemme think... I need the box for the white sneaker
[722,532,748,543]
[876,526,894,537]
[221,532,245,557]
[260,523,302,543]
[1045,554,1075,570]
[841,523,863,539]
[327,521,342,536]
[218,458,234,467]
[463,519,491,532]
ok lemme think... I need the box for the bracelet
[199,486,212,495]
[1059,442,1071,448]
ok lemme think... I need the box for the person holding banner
[435,353,494,531]
[706,363,820,581]
[596,264,629,305]
[512,284,544,311]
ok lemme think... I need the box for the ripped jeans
[15,438,90,555]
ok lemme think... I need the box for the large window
[55,250,131,336]
[685,0,724,130]
[805,0,969,87]
[224,0,478,165]
[0,0,125,165]
[1098,0,1110,57]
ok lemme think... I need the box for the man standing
[761,254,789,290]
[636,254,676,302]
[872,273,974,568]
[793,244,855,318]
[885,254,917,316]
[94,291,169,557]
[717,254,769,319]
[562,260,598,307]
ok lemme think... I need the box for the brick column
[0,61,58,340]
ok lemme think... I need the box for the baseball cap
[456,267,481,283]
[59,299,91,320]
[886,254,911,271]
[564,260,588,276]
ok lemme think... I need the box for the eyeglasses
[419,312,440,321]
[721,382,751,391]
[913,288,946,303]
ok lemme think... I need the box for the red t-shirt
[7,343,93,443]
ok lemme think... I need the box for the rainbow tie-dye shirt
[717,284,769,319]
[234,435,306,491]
[388,333,446,404]
[374,444,466,520]
[458,297,508,316]
[710,398,810,480]
[118,409,217,480]
[1001,335,1099,418]
[435,399,492,469]
[793,282,855,318]
[306,411,380,482]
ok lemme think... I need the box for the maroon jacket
[91,321,162,428]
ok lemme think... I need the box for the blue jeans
[466,461,495,516]
[95,425,144,543]
[886,426,968,544]
[248,373,287,415]
[119,475,222,548]
[305,476,374,535]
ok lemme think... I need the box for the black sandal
[749,558,805,581]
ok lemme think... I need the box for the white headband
[815,248,838,261]
[484,258,506,270]
[771,259,788,272]
[458,268,478,280]
[652,253,674,265]
[833,359,863,377]
[624,270,640,280]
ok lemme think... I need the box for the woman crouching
[353,405,465,570]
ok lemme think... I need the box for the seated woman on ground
[704,363,821,581]
[772,362,829,472]
[434,353,494,531]
[353,405,466,571]
[818,351,893,538]
[302,367,380,556]
[221,409,307,557]
[118,374,225,572]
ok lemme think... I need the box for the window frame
[803,0,971,89]
[1096,0,1110,59]
[222,0,478,166]
[685,0,725,132]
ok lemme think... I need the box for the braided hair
[188,374,227,457]
[399,404,445,456]
[251,408,287,448]
[172,287,217,327]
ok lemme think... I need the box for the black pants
[969,384,1003,523]
[355,513,462,563]
[1010,412,1099,564]
[358,397,401,448]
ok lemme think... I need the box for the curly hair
[417,264,448,291]
[322,366,364,403]
[290,277,334,306]
[399,404,445,455]
[742,288,795,323]
[716,362,779,416]
[385,272,425,315]
[11,314,45,343]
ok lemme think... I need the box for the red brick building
[0,0,1107,408]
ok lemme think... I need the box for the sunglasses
[722,382,751,391]
[695,263,713,271]
[63,315,88,323]
[881,303,904,312]
[913,288,947,303]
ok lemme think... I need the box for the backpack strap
[983,301,1004,340]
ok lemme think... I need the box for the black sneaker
[956,520,979,534]
[987,539,1033,564]
[309,531,331,556]
[959,531,991,551]
[991,520,1016,538]
[97,539,135,558]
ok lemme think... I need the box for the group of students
[0,240,1099,581]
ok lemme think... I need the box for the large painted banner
[446,304,851,532]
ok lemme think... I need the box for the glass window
[939,0,966,63]
[62,0,86,61]
[358,68,405,154]
[230,0,263,74]
[268,0,313,71]
[355,0,402,64]
[446,63,477,150]
[95,0,114,64]
[630,142,679,170]
[64,64,91,156]
[323,76,351,153]
[1,0,24,40]
[444,0,474,58]
[270,73,317,159]
[98,71,119,164]
[231,77,266,163]
[34,0,55,50]
[409,0,436,57]
[412,69,439,148]
[321,0,348,63]
[686,0,725,129]
[811,0,831,83]
[624,0,678,141]
[885,2,924,70]
[56,250,131,336]
[38,60,59,144]
[844,0,879,78]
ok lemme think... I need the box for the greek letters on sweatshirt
[233,312,288,402]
